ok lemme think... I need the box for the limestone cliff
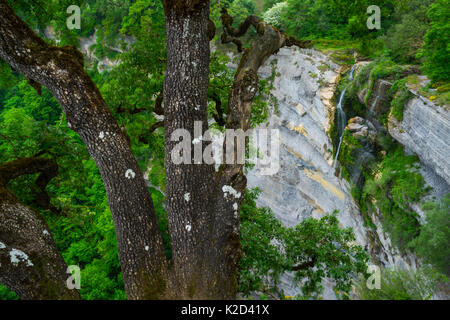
[354,65,450,220]
[388,95,450,185]
[246,48,418,299]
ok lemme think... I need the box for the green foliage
[419,0,450,81]
[362,149,426,250]
[262,2,287,28]
[355,266,444,300]
[280,0,394,41]
[411,195,450,276]
[239,189,369,299]
[263,0,282,11]
[382,0,433,64]
[389,78,412,121]
[368,58,403,83]
[0,285,18,300]
[239,188,287,296]
[228,0,257,27]
[0,61,16,91]
[338,130,363,169]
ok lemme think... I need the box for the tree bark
[162,0,240,299]
[0,157,80,299]
[0,0,168,299]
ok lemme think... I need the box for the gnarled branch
[208,90,225,126]
[220,8,311,133]
[0,157,79,299]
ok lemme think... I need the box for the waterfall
[349,64,356,80]
[333,64,356,169]
[333,88,347,169]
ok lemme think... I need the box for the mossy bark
[0,157,80,299]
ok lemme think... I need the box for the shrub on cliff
[239,188,369,299]
[411,195,450,276]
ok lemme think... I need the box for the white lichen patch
[233,203,238,210]
[67,122,72,128]
[99,131,105,139]
[184,193,190,202]
[10,249,33,267]
[222,185,241,199]
[43,230,49,236]
[192,135,202,144]
[0,242,6,249]
[185,224,192,232]
[145,246,149,251]
[125,169,136,179]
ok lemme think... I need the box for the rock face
[358,79,392,115]
[347,116,377,140]
[388,95,450,185]
[354,65,450,188]
[345,117,378,189]
[246,48,417,299]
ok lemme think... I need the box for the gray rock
[388,96,450,184]
[244,48,418,299]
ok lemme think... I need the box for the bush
[263,2,288,28]
[411,195,450,276]
[389,79,413,121]
[239,189,369,299]
[362,148,426,251]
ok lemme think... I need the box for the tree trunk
[0,157,80,299]
[0,0,311,300]
[162,0,241,299]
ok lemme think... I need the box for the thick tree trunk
[0,158,80,299]
[0,0,168,299]
[163,0,240,299]
[0,0,311,300]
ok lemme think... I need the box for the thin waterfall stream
[333,64,356,170]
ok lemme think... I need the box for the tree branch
[220,8,311,133]
[0,156,58,209]
[292,256,316,271]
[138,121,164,144]
[208,90,225,126]
[153,90,164,116]
[116,102,148,115]
[0,157,80,299]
